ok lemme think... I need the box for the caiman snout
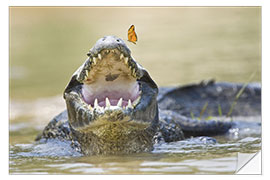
[63,36,159,155]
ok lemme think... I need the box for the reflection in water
[9,7,261,174]
[9,119,261,174]
[9,88,261,174]
[9,97,261,174]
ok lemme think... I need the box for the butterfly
[127,25,137,44]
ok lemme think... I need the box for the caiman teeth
[120,53,124,59]
[86,96,141,114]
[93,57,97,65]
[94,98,99,108]
[88,105,93,111]
[124,57,128,65]
[132,69,136,76]
[98,53,102,60]
[127,99,133,109]
[84,75,88,81]
[117,98,123,107]
[132,95,141,107]
[105,97,111,108]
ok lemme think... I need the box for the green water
[10,7,261,99]
[9,115,261,174]
[9,7,261,174]
[9,95,261,174]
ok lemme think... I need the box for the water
[9,7,261,99]
[9,128,261,174]
[9,97,261,174]
[9,7,261,174]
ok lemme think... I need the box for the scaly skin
[36,36,261,155]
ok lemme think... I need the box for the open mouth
[79,48,143,113]
[64,36,158,131]
[62,36,159,155]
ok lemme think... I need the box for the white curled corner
[236,151,261,174]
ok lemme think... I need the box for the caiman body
[37,36,261,156]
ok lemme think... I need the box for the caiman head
[64,36,159,155]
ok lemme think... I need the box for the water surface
[9,123,261,174]
[9,97,261,174]
[9,7,261,174]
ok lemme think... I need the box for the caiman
[36,36,261,156]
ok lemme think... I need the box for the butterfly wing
[128,25,137,44]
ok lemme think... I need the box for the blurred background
[9,7,261,129]
[10,7,261,100]
[9,7,262,174]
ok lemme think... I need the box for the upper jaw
[76,47,144,84]
[74,36,145,111]
[63,36,159,155]
[87,36,131,59]
[63,36,159,130]
[79,47,144,108]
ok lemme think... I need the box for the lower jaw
[69,117,156,155]
[71,122,155,155]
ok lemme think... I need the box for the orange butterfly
[128,25,137,44]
